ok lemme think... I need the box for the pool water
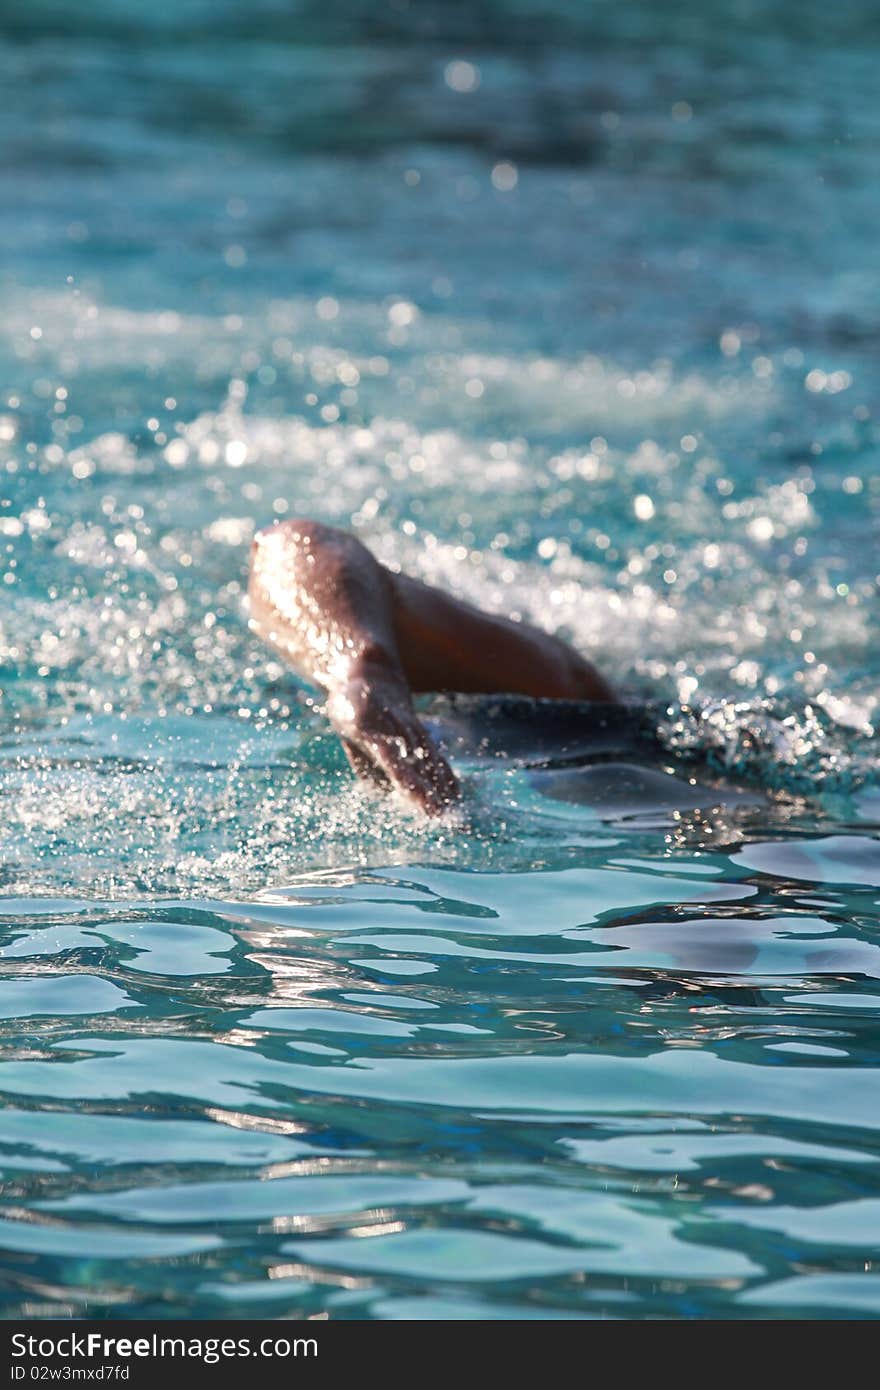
[1,0,879,1319]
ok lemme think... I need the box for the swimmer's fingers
[328,676,459,815]
[363,721,459,816]
[341,736,390,787]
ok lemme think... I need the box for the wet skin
[248,519,615,814]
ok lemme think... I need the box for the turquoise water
[1,0,879,1319]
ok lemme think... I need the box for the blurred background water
[0,0,879,1320]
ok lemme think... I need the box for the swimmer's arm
[389,569,616,702]
[248,519,459,813]
[248,519,615,812]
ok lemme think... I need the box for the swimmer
[248,519,615,815]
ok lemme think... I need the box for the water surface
[0,0,878,1319]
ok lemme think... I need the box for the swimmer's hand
[328,663,459,816]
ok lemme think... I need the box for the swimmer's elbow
[251,516,332,560]
[249,517,330,595]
